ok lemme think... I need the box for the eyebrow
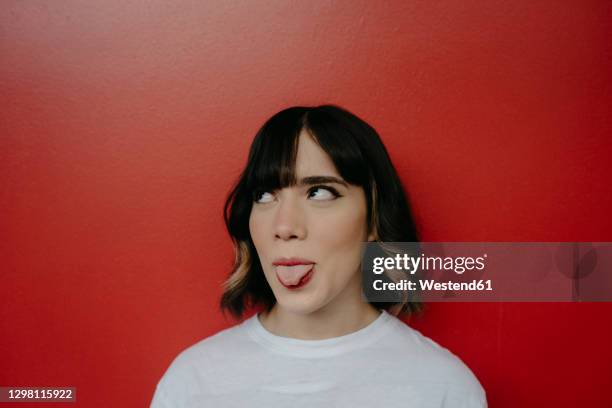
[297,176,348,188]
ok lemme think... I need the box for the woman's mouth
[273,259,315,290]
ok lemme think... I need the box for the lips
[273,258,315,288]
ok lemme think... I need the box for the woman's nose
[274,195,306,241]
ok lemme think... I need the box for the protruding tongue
[276,264,313,286]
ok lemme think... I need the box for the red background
[1,1,611,407]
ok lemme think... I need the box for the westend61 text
[373,279,493,291]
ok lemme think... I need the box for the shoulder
[382,316,487,403]
[174,319,250,366]
[151,319,251,406]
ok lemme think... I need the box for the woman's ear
[367,224,378,242]
[367,179,379,242]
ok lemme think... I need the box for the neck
[258,276,382,340]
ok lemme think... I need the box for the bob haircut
[221,105,420,318]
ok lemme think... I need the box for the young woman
[151,105,487,407]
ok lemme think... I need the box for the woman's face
[249,129,374,315]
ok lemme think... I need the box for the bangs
[243,106,371,197]
[244,118,302,194]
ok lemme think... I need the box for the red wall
[1,1,611,407]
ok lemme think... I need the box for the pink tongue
[276,264,313,286]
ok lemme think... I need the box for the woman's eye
[308,186,340,201]
[254,191,275,204]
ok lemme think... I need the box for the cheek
[249,212,276,285]
[319,205,367,246]
[316,207,368,274]
[248,211,267,256]
[248,212,256,239]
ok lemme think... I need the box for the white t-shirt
[151,310,487,408]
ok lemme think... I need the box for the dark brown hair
[220,105,420,318]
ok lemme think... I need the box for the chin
[275,294,324,316]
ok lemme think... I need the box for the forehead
[294,129,340,178]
